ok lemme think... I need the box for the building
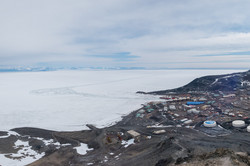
[169,105,176,110]
[223,94,236,98]
[127,130,140,137]
[186,101,204,105]
[199,97,207,101]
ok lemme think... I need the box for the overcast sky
[1,0,250,69]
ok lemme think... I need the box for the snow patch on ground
[211,74,241,86]
[32,137,70,148]
[122,138,135,148]
[0,135,72,166]
[241,80,250,86]
[211,78,219,85]
[74,143,93,155]
[0,140,44,166]
[0,131,20,139]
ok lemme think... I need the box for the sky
[1,0,250,69]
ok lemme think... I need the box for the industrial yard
[139,90,250,132]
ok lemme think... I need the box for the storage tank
[232,120,245,128]
[203,121,217,127]
[247,125,250,132]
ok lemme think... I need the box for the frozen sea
[0,69,243,131]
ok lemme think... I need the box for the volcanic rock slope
[147,70,250,94]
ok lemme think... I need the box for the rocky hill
[142,70,250,95]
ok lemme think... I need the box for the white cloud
[1,0,250,68]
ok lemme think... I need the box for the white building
[169,105,176,110]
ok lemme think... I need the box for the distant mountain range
[0,66,148,72]
[141,70,250,94]
[0,67,56,72]
[0,67,248,72]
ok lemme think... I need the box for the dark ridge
[138,70,250,95]
[11,127,55,140]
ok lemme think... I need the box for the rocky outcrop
[142,70,250,95]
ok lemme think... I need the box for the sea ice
[0,70,242,131]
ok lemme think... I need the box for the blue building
[186,101,204,105]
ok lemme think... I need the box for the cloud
[1,0,250,68]
[196,51,250,57]
[88,52,139,61]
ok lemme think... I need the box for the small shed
[199,97,207,101]
[223,94,236,98]
[187,108,200,114]
[153,130,166,134]
[169,105,176,110]
[127,130,140,138]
